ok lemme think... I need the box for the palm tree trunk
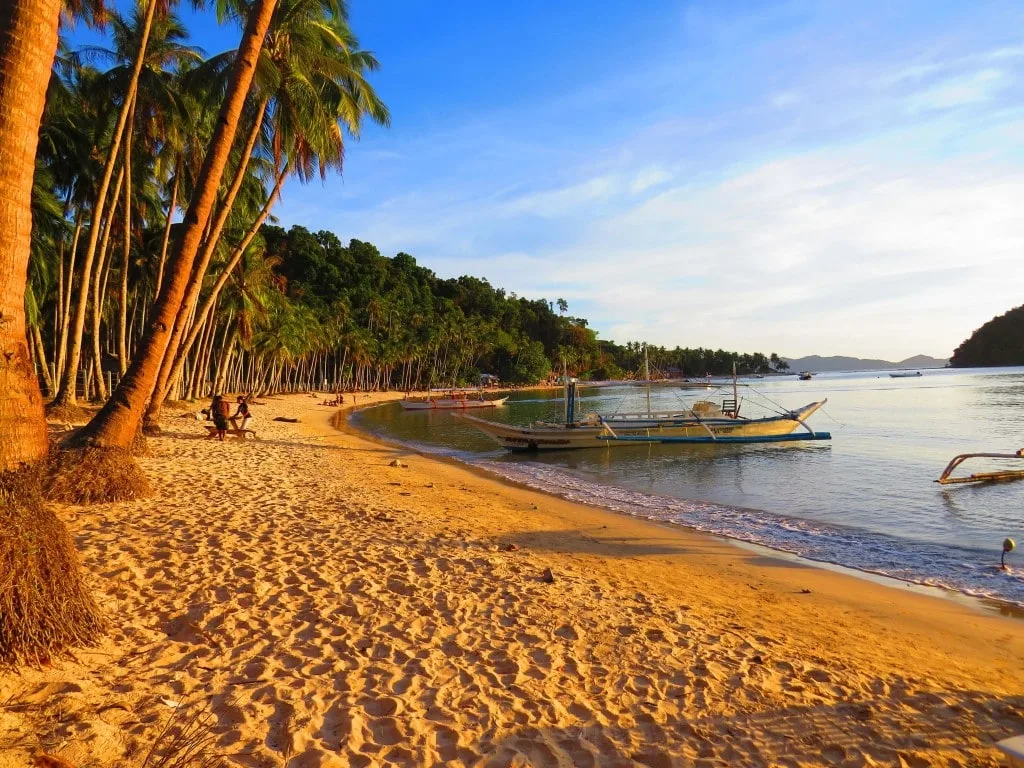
[144,99,268,427]
[146,165,287,422]
[89,166,124,402]
[56,208,84,378]
[50,2,157,408]
[154,160,179,299]
[0,0,104,668]
[76,0,278,448]
[117,101,135,375]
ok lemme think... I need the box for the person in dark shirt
[231,395,252,432]
[209,395,230,440]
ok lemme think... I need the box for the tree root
[45,446,151,504]
[0,465,105,667]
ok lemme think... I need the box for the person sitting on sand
[230,395,252,432]
[209,394,230,440]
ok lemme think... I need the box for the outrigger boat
[936,450,1024,485]
[458,364,830,451]
[889,371,922,378]
[400,389,508,410]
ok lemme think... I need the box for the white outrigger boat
[458,359,830,452]
[400,389,508,410]
[889,371,922,378]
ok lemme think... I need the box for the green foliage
[507,341,552,384]
[950,305,1024,367]
[252,224,787,388]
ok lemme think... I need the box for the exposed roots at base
[45,400,93,425]
[45,447,151,504]
[0,466,105,667]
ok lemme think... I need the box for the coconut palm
[73,0,279,457]
[143,0,387,425]
[0,0,105,667]
[49,0,165,411]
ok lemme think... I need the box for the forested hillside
[259,224,788,388]
[950,306,1024,367]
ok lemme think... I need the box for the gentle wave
[470,459,1024,608]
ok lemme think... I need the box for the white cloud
[769,90,802,109]
[499,176,616,218]
[629,167,673,195]
[904,68,1009,113]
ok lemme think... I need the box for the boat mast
[644,343,651,415]
[732,361,739,417]
[565,358,573,423]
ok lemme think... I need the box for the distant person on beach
[209,394,230,440]
[230,395,252,432]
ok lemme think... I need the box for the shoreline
[2,392,1022,766]
[344,399,1024,620]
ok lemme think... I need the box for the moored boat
[458,400,829,451]
[400,389,508,410]
[457,376,829,451]
[889,371,922,378]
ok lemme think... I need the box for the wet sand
[2,392,1022,767]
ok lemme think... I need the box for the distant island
[950,305,1024,367]
[783,354,948,372]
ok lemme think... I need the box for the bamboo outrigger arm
[936,450,1024,485]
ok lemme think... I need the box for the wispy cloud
[904,68,1010,113]
[629,167,673,195]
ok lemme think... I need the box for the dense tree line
[242,224,789,389]
[950,305,1024,367]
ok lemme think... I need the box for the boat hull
[400,396,508,410]
[458,402,826,451]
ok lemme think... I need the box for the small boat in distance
[400,389,508,410]
[889,371,922,378]
[799,371,814,380]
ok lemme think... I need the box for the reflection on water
[356,367,1024,605]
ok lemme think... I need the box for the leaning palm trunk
[0,0,103,667]
[143,99,268,429]
[118,101,136,376]
[50,2,157,409]
[74,0,279,450]
[88,166,125,402]
[56,209,84,377]
[154,163,179,299]
[149,165,286,418]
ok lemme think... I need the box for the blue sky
[69,1,1024,359]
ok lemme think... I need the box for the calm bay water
[354,368,1024,606]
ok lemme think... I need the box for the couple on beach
[208,394,252,440]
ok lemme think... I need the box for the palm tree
[73,0,279,456]
[49,0,163,412]
[143,1,387,425]
[0,0,103,666]
[0,0,62,471]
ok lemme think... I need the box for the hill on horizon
[950,305,1024,367]
[782,354,948,372]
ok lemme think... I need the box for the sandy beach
[2,392,1023,767]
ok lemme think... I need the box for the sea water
[354,368,1024,608]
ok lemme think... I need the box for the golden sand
[2,393,1023,767]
